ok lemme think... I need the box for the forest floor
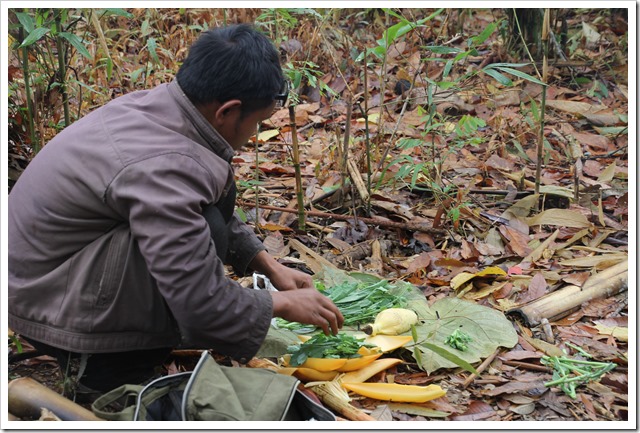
[7,7,632,424]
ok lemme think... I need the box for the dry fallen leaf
[449,401,496,421]
[526,209,592,228]
[592,323,628,342]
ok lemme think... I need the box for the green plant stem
[55,11,70,128]
[19,25,38,152]
[361,48,372,216]
[374,10,390,159]
[535,72,547,198]
[341,96,352,208]
[358,103,372,217]
[288,105,306,231]
[535,9,549,201]
[564,341,592,359]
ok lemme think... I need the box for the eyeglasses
[273,80,289,109]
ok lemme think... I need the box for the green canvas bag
[92,351,336,421]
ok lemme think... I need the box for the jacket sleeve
[226,213,266,276]
[105,153,272,362]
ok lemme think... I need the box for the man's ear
[213,99,242,124]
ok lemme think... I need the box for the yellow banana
[362,308,418,336]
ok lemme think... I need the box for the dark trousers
[25,337,171,392]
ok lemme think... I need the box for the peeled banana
[362,308,418,336]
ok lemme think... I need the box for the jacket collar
[168,79,235,163]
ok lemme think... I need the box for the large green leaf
[412,297,518,374]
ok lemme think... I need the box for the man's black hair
[176,24,284,113]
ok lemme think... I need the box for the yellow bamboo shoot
[278,367,339,382]
[342,382,446,403]
[339,358,404,384]
[362,308,418,336]
[336,353,382,372]
[300,357,347,372]
[364,335,413,352]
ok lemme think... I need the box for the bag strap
[91,384,144,421]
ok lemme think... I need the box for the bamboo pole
[508,260,628,326]
[55,11,70,128]
[19,23,38,152]
[288,106,306,231]
[89,11,115,81]
[534,9,550,201]
[8,377,103,421]
[340,97,353,207]
[347,159,369,203]
[361,46,372,216]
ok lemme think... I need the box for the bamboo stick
[288,106,306,231]
[55,11,70,128]
[347,159,370,203]
[19,22,38,152]
[501,360,552,373]
[508,260,628,326]
[239,201,446,235]
[288,238,338,275]
[8,377,103,421]
[462,348,502,388]
[535,9,550,201]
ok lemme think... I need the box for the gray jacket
[8,80,272,363]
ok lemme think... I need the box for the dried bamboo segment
[8,377,103,421]
[508,260,628,326]
[288,238,339,274]
[309,382,376,421]
[245,357,280,371]
[347,158,369,203]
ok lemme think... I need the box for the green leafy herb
[444,329,473,351]
[276,279,408,333]
[541,354,616,399]
[286,333,376,367]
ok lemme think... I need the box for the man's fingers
[318,319,330,336]
[322,305,341,335]
[329,316,339,335]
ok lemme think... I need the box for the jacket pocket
[95,225,129,308]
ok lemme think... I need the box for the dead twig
[501,360,552,373]
[462,348,502,388]
[239,201,446,235]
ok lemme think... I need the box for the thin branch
[239,201,446,235]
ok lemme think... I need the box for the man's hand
[267,265,313,291]
[250,250,343,335]
[270,289,344,336]
[249,250,313,291]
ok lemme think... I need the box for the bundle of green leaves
[275,279,409,333]
[286,333,376,367]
